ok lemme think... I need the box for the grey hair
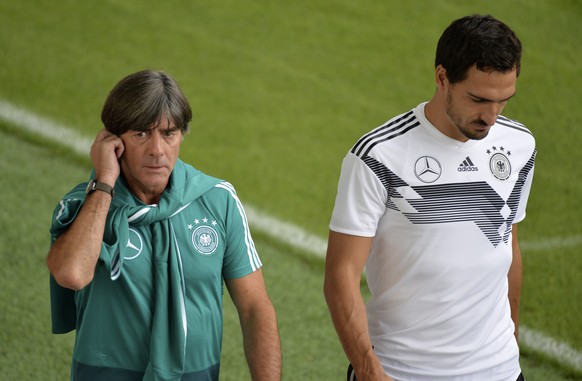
[101,69,192,135]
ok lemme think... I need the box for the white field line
[1,99,581,371]
[0,100,92,156]
[521,327,582,371]
[520,235,582,252]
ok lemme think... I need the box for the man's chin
[141,172,171,188]
[463,126,490,140]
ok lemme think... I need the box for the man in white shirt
[324,14,534,381]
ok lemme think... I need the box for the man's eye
[136,132,147,138]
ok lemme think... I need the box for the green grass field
[1,1,581,380]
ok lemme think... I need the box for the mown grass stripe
[1,99,580,371]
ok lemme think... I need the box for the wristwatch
[86,179,114,197]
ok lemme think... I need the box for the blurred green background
[0,1,580,379]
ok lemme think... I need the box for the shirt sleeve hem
[329,225,375,238]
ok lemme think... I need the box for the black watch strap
[86,179,114,197]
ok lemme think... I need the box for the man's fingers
[90,129,122,184]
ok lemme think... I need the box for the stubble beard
[446,91,489,141]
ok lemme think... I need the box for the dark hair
[101,69,192,135]
[435,14,522,84]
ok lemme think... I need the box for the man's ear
[435,65,448,89]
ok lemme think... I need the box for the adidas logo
[457,156,479,172]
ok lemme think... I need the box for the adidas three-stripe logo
[457,156,479,172]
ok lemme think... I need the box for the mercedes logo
[125,228,144,260]
[414,156,442,183]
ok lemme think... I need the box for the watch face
[86,179,114,196]
[86,180,96,193]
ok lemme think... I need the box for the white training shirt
[330,102,536,380]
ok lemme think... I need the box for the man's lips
[471,121,491,130]
[144,165,167,171]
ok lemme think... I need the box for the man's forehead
[465,65,517,82]
[149,118,178,130]
[461,67,517,99]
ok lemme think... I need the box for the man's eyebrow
[152,124,179,132]
[468,92,516,103]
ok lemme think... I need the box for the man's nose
[482,103,502,127]
[148,133,164,156]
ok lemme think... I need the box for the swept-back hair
[101,69,192,135]
[435,14,522,84]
